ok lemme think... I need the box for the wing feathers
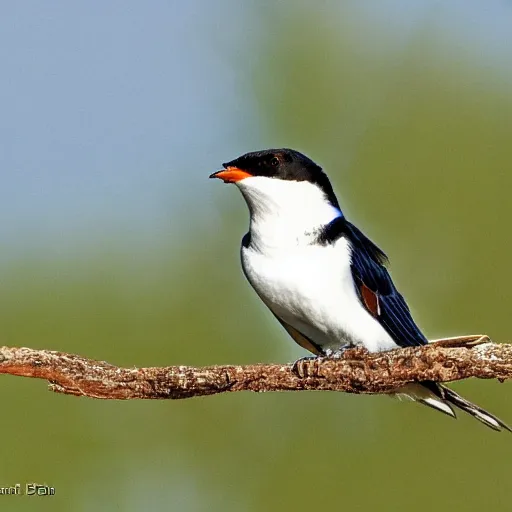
[345,221,428,348]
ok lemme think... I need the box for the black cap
[222,148,340,209]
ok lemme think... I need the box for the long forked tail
[418,382,512,432]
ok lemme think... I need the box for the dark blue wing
[345,221,428,347]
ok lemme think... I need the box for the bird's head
[210,149,340,216]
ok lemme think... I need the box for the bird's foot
[292,344,370,378]
[292,356,321,379]
[293,345,359,378]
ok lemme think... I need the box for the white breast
[241,237,397,353]
[235,175,397,353]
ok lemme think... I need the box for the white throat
[237,176,341,251]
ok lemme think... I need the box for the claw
[292,356,320,378]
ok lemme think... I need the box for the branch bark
[0,336,510,399]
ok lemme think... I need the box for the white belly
[241,237,397,353]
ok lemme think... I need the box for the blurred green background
[1,1,512,511]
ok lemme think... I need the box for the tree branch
[0,336,510,399]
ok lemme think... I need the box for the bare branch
[0,336,510,399]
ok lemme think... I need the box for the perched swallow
[210,148,510,431]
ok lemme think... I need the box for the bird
[210,148,510,432]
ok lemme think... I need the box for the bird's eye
[270,157,279,167]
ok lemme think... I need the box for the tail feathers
[395,382,511,432]
[418,396,456,419]
[394,383,456,419]
[438,384,512,433]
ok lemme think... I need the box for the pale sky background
[1,5,512,510]
[1,0,512,260]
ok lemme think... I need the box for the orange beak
[209,166,252,183]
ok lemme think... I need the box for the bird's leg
[326,344,370,361]
[324,345,352,358]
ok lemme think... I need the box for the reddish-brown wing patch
[361,283,380,317]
